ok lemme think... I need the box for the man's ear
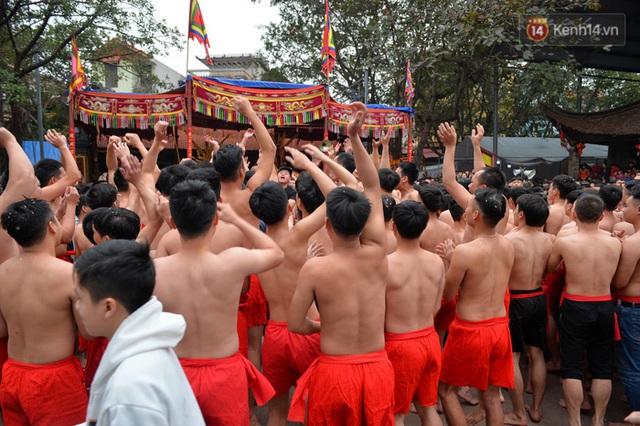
[103,298,120,319]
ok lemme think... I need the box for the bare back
[385,247,445,333]
[545,203,569,236]
[303,244,388,355]
[615,231,640,298]
[505,228,553,291]
[154,249,252,359]
[420,219,455,253]
[450,236,515,321]
[155,222,250,258]
[550,229,621,296]
[0,255,77,364]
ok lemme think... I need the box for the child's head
[74,240,155,335]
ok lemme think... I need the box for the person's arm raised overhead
[142,121,168,187]
[299,143,358,190]
[232,97,276,191]
[39,129,82,201]
[0,128,38,212]
[471,124,486,173]
[380,129,392,170]
[440,122,471,207]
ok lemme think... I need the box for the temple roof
[540,101,640,144]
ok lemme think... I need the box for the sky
[153,0,281,76]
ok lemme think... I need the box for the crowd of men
[0,97,638,426]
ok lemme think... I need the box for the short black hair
[214,144,244,182]
[418,185,445,213]
[295,171,324,214]
[83,208,108,245]
[34,159,64,187]
[74,240,155,314]
[1,198,54,247]
[85,183,118,210]
[155,164,190,196]
[75,183,92,217]
[516,194,549,227]
[473,188,506,228]
[185,165,221,200]
[574,194,604,224]
[93,207,140,241]
[335,152,356,174]
[378,168,400,192]
[507,187,528,203]
[393,200,428,239]
[170,180,217,239]
[598,184,622,211]
[382,195,396,223]
[326,186,370,237]
[113,168,129,193]
[478,167,506,192]
[250,181,288,225]
[397,162,418,185]
[449,201,464,222]
[566,189,584,206]
[552,175,578,199]
[628,184,640,201]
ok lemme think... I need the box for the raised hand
[217,202,240,225]
[301,144,327,162]
[284,146,312,170]
[347,102,368,137]
[123,133,143,148]
[343,138,353,154]
[113,141,131,161]
[120,154,142,183]
[437,122,457,148]
[230,96,253,116]
[471,123,484,147]
[380,129,392,146]
[435,238,456,262]
[45,129,68,149]
[307,240,325,259]
[106,138,118,171]
[63,186,80,205]
[153,121,169,141]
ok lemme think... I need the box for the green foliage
[254,0,640,165]
[0,0,181,140]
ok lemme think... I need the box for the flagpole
[186,0,191,75]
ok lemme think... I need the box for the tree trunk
[568,147,579,178]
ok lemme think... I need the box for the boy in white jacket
[73,240,205,426]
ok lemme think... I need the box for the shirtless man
[378,168,402,203]
[395,161,420,201]
[440,122,508,238]
[438,188,515,426]
[597,184,622,232]
[612,185,640,412]
[0,199,87,424]
[547,194,621,426]
[0,128,39,264]
[153,180,283,424]
[287,103,394,425]
[504,194,553,424]
[385,201,445,426]
[294,171,333,254]
[545,175,577,236]
[248,147,336,426]
[417,184,455,253]
[382,195,398,254]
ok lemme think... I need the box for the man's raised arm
[439,122,471,207]
[348,103,385,248]
[380,130,392,170]
[231,97,276,191]
[471,124,486,173]
[298,144,358,189]
[0,128,38,213]
[39,129,82,201]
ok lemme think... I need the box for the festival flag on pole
[189,0,213,65]
[321,0,336,77]
[68,35,87,101]
[405,60,415,106]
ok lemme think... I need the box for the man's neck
[395,237,421,252]
[21,240,56,257]
[576,221,601,232]
[472,224,498,239]
[179,233,214,252]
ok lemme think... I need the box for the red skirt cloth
[0,338,7,383]
[440,316,514,391]
[0,356,87,426]
[180,352,275,426]
[262,320,321,397]
[288,349,394,425]
[244,275,268,328]
[385,326,441,413]
[84,337,109,393]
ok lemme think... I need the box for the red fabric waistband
[454,315,508,327]
[564,293,612,303]
[318,348,388,365]
[385,326,436,341]
[6,355,76,370]
[619,295,640,303]
[179,352,242,367]
[267,320,287,328]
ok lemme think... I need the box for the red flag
[189,0,213,65]
[69,35,87,101]
[321,0,336,77]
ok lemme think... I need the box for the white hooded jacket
[79,296,205,426]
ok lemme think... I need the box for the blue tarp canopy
[23,141,61,164]
[197,76,319,90]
